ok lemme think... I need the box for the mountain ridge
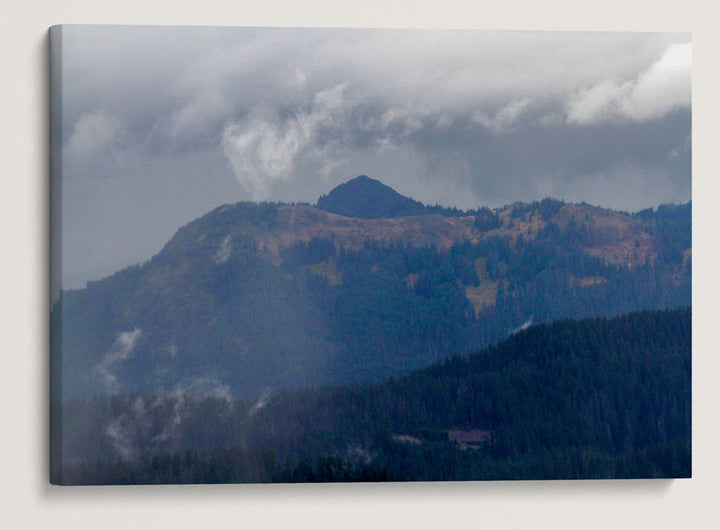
[153,195,674,273]
[81,176,690,289]
[55,176,691,403]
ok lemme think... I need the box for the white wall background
[1,1,717,528]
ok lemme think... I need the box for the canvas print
[49,25,691,485]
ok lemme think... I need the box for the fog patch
[247,387,274,419]
[511,317,534,334]
[104,378,234,460]
[93,329,141,394]
[214,235,232,264]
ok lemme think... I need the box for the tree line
[55,308,691,484]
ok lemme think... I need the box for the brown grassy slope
[247,203,655,268]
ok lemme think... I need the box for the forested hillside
[56,308,691,484]
[51,177,691,484]
[53,178,691,400]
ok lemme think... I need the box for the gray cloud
[57,26,691,288]
[221,83,350,198]
[566,42,691,124]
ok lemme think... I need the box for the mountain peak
[353,174,373,182]
[317,175,427,218]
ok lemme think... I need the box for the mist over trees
[57,308,691,484]
[51,178,692,484]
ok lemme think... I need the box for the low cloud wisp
[222,84,349,199]
[104,378,234,460]
[93,329,142,394]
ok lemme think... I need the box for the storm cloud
[56,26,691,288]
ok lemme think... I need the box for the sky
[54,25,692,289]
